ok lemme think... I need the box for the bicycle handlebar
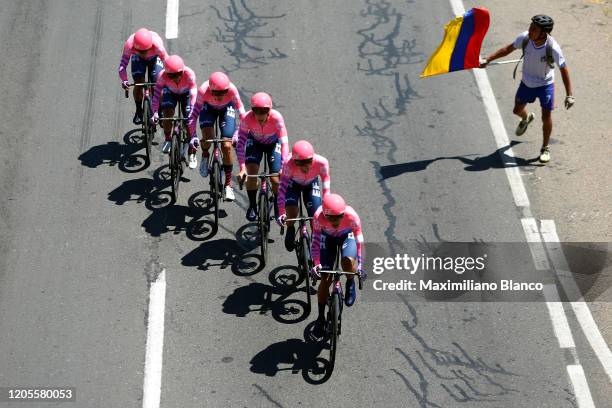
[285,217,313,222]
[204,138,226,143]
[319,270,363,290]
[158,117,188,121]
[245,173,279,178]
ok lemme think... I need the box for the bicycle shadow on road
[78,129,149,173]
[250,338,332,384]
[221,267,310,324]
[378,141,540,180]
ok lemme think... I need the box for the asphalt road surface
[0,0,609,407]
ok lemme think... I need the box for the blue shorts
[198,102,237,139]
[130,55,163,83]
[245,138,282,173]
[161,89,191,117]
[320,233,358,270]
[516,82,555,111]
[284,179,322,217]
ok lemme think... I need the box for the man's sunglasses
[294,158,313,166]
[211,89,228,96]
[324,214,344,222]
[252,107,270,115]
[167,72,182,79]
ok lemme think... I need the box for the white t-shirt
[513,31,566,88]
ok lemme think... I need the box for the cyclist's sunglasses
[324,214,344,222]
[294,158,313,166]
[211,89,229,96]
[252,107,270,115]
[167,72,182,79]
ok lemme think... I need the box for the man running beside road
[151,55,198,155]
[276,140,330,251]
[310,194,365,337]
[188,72,246,200]
[236,92,289,222]
[118,28,167,125]
[480,15,574,163]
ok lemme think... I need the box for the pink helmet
[322,194,346,216]
[164,55,185,74]
[250,92,272,109]
[133,28,153,51]
[209,72,230,91]
[292,140,314,161]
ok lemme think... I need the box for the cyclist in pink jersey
[118,28,167,125]
[151,55,198,154]
[187,72,246,200]
[310,194,366,337]
[236,92,289,222]
[276,140,330,251]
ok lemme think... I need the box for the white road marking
[446,0,599,404]
[521,218,551,270]
[142,269,167,408]
[567,365,597,408]
[541,220,612,383]
[166,0,179,39]
[543,284,576,349]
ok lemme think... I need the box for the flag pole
[487,59,522,65]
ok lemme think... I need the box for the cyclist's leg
[245,139,262,217]
[340,233,358,306]
[130,55,146,122]
[538,83,555,149]
[267,141,282,218]
[220,104,237,187]
[317,234,336,319]
[199,103,217,157]
[304,179,322,218]
[284,182,300,226]
[161,89,177,142]
[513,82,536,120]
[149,56,164,83]
[283,182,299,251]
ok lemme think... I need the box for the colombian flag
[420,7,490,78]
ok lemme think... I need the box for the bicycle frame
[126,82,157,165]
[204,116,227,227]
[160,99,188,203]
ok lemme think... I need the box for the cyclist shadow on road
[221,265,310,325]
[378,141,540,180]
[79,129,150,173]
[250,338,331,385]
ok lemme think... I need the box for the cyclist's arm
[350,211,364,271]
[483,43,515,64]
[118,42,132,83]
[188,94,203,138]
[236,123,249,171]
[151,75,165,113]
[152,32,168,62]
[311,217,322,266]
[319,157,330,197]
[277,165,291,217]
[560,65,573,97]
[230,85,247,120]
[273,113,289,163]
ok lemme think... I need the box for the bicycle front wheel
[211,161,221,228]
[258,192,269,266]
[143,98,152,165]
[301,232,313,312]
[329,292,341,371]
[170,131,181,203]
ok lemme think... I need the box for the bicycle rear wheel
[258,191,269,266]
[301,232,313,312]
[170,131,181,202]
[328,292,340,371]
[143,98,153,165]
[211,161,221,228]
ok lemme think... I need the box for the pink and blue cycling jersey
[151,67,198,113]
[118,31,167,82]
[278,154,330,216]
[236,110,289,171]
[188,81,246,137]
[312,206,364,271]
